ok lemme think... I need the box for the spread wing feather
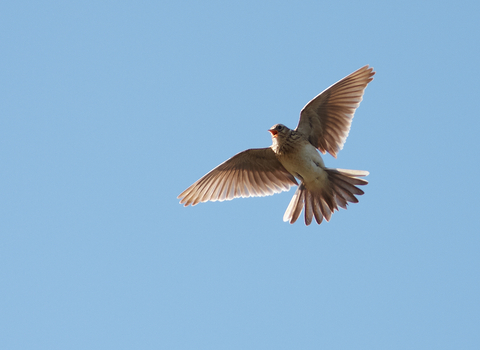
[178,148,298,206]
[296,65,375,158]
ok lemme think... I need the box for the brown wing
[296,65,375,158]
[178,148,298,206]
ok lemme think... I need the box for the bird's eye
[277,125,282,130]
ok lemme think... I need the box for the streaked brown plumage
[178,65,375,225]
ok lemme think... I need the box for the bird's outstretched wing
[178,148,298,206]
[296,65,375,158]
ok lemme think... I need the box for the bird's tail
[283,168,369,225]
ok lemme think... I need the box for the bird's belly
[279,143,327,184]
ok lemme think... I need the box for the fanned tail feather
[283,168,369,225]
[283,183,305,224]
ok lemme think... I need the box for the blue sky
[1,1,479,349]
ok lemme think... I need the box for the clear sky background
[1,1,479,349]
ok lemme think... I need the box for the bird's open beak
[268,129,278,137]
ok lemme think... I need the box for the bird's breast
[276,141,327,184]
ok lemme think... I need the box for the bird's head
[268,124,289,139]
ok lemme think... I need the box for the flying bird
[178,65,375,225]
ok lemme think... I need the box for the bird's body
[271,126,326,183]
[178,65,375,225]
